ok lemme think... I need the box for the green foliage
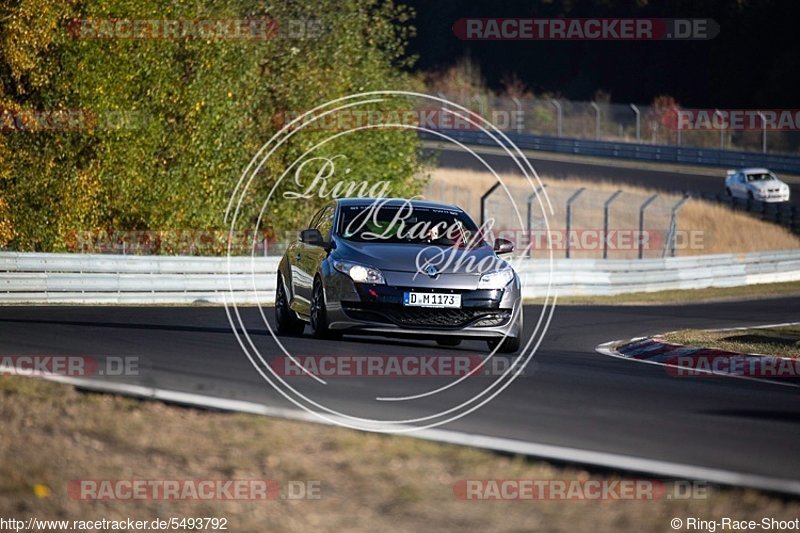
[0,0,422,252]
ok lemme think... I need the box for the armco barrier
[517,250,800,297]
[1,250,799,304]
[0,253,280,304]
[421,130,800,175]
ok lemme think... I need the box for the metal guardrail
[0,253,280,304]
[516,250,800,297]
[421,130,800,174]
[1,251,799,304]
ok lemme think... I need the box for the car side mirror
[300,228,324,247]
[493,238,514,255]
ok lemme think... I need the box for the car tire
[488,335,520,353]
[435,338,461,347]
[275,274,305,336]
[310,277,341,340]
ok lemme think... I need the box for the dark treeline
[406,0,800,107]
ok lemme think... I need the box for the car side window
[316,206,335,241]
[300,208,327,242]
[308,208,326,230]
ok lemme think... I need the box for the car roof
[335,197,462,211]
[739,167,772,174]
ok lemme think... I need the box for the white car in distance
[725,168,790,203]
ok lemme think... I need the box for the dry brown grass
[2,376,800,532]
[425,169,800,257]
[527,280,800,305]
[662,324,800,358]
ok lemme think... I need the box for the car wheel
[310,277,341,340]
[435,338,461,347]
[275,274,305,335]
[487,335,520,354]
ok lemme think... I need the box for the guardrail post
[526,185,547,258]
[638,194,659,259]
[665,194,690,257]
[480,182,501,228]
[565,187,586,259]
[603,190,623,259]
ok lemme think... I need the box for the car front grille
[342,304,511,329]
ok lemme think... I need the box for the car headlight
[333,260,385,284]
[477,268,515,289]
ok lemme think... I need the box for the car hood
[748,180,786,191]
[333,239,507,275]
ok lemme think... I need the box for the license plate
[403,292,461,308]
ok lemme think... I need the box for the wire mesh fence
[424,179,689,260]
[433,93,800,155]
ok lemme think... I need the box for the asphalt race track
[430,147,800,207]
[2,298,799,491]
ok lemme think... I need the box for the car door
[293,205,335,315]
[304,204,335,290]
[734,173,748,198]
[289,208,326,316]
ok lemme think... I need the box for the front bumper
[323,271,522,340]
[755,192,790,203]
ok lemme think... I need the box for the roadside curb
[596,325,800,387]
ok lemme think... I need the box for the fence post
[551,99,562,137]
[638,194,659,259]
[630,104,641,142]
[512,97,523,134]
[565,187,586,259]
[526,185,547,257]
[665,194,690,257]
[590,102,601,140]
[480,183,501,227]
[603,190,623,259]
[715,109,725,149]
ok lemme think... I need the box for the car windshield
[337,203,484,247]
[746,173,775,182]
